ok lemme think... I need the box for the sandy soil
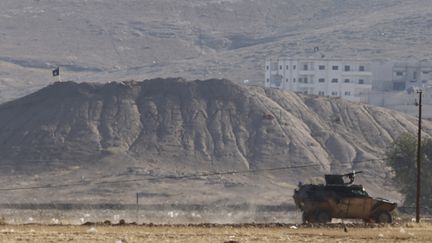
[0,223,430,243]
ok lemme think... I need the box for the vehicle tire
[302,212,307,223]
[315,210,331,223]
[302,212,313,223]
[363,218,373,224]
[375,211,392,223]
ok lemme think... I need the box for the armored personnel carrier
[293,171,397,223]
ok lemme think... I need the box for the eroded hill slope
[0,78,429,207]
[0,78,427,175]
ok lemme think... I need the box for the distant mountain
[1,0,432,102]
[0,78,429,205]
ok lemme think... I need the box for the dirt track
[0,223,430,242]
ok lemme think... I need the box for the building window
[344,91,351,96]
[319,65,325,70]
[422,80,427,83]
[266,79,269,82]
[293,78,296,83]
[344,79,350,83]
[344,65,350,71]
[286,65,289,70]
[298,78,303,83]
[331,78,338,83]
[304,77,308,83]
[359,66,365,71]
[266,66,269,70]
[318,91,325,96]
[393,82,405,90]
[413,71,417,80]
[286,78,289,82]
[331,91,338,96]
[318,78,325,83]
[303,91,308,94]
[332,66,339,70]
[280,65,282,70]
[293,65,296,70]
[303,64,308,70]
[395,71,404,76]
[359,79,364,84]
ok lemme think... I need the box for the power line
[0,163,320,192]
[0,156,401,172]
[0,156,409,192]
[0,156,391,165]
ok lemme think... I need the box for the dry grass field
[0,223,431,242]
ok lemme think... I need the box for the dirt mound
[0,78,428,204]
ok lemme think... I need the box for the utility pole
[136,193,139,223]
[416,89,422,223]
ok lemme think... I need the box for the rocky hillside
[0,78,429,205]
[1,0,432,102]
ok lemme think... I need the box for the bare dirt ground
[0,223,430,243]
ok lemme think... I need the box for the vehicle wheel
[302,212,313,223]
[363,218,373,223]
[302,212,308,223]
[375,211,392,223]
[315,210,331,223]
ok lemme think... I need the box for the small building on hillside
[370,60,432,92]
[368,60,432,117]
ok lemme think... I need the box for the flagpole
[52,66,61,82]
[58,66,61,82]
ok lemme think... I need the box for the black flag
[52,67,59,77]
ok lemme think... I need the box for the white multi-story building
[265,57,373,102]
